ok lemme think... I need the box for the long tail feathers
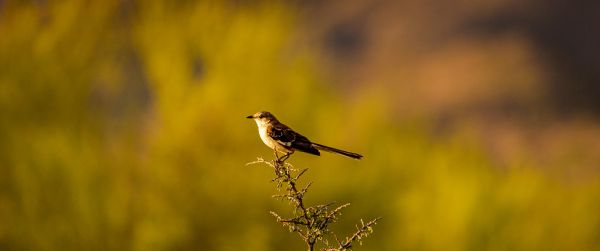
[312,143,363,159]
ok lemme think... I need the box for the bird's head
[246,111,277,126]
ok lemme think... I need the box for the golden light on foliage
[1,1,599,251]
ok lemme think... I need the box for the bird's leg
[273,151,288,177]
[274,151,284,169]
[280,152,292,162]
[274,150,282,163]
[274,151,291,165]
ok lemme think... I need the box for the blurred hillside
[1,1,599,251]
[300,0,600,178]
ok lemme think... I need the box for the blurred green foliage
[1,1,599,251]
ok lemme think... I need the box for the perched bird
[246,111,363,160]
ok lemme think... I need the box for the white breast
[258,126,276,149]
[255,120,292,153]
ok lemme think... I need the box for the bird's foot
[274,151,292,162]
[280,152,291,162]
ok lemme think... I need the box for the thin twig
[255,153,380,251]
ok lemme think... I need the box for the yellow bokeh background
[1,1,599,250]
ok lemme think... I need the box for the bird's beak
[246,115,254,119]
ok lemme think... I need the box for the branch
[252,153,380,251]
[335,217,383,250]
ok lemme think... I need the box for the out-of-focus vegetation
[1,1,599,251]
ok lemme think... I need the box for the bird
[246,111,363,160]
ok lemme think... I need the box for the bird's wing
[269,123,320,155]
[268,124,296,147]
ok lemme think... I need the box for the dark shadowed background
[1,0,599,250]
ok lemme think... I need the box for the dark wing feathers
[268,125,296,147]
[291,136,320,155]
[268,123,320,156]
